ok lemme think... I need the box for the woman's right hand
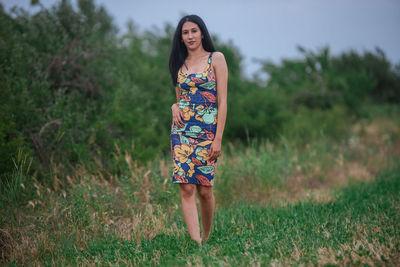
[171,103,184,128]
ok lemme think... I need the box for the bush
[281,105,350,146]
[1,0,399,206]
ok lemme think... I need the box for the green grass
[130,164,395,266]
[2,116,399,266]
[5,163,399,266]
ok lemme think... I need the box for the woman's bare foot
[193,237,202,246]
[201,234,209,243]
[195,239,202,247]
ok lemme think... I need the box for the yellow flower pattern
[189,87,198,95]
[178,74,187,85]
[174,144,194,164]
[182,106,195,121]
[174,162,184,174]
[197,147,210,161]
[187,162,195,177]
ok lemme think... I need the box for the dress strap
[207,52,214,71]
[208,52,214,64]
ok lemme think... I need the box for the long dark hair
[169,15,215,87]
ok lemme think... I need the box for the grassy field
[1,2,400,265]
[1,116,400,266]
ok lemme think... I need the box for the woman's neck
[186,47,208,60]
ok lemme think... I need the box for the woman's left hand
[209,140,222,161]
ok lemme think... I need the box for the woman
[168,14,228,246]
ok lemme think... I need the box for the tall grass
[0,148,32,208]
[1,114,399,265]
[3,161,399,265]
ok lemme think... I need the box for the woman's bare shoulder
[212,51,226,67]
[212,51,225,60]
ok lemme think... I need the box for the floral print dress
[170,52,217,186]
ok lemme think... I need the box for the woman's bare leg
[196,185,215,242]
[179,184,201,245]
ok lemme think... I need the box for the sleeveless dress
[170,52,217,186]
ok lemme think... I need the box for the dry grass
[1,167,179,264]
[262,119,400,207]
[316,225,400,266]
[1,118,399,265]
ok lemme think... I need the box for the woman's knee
[197,185,213,200]
[179,184,196,199]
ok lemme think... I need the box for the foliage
[0,0,117,179]
[0,0,399,205]
[261,46,400,111]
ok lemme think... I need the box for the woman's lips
[188,41,195,45]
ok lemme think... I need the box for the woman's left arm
[209,52,228,161]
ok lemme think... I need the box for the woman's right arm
[171,85,184,127]
[174,86,180,103]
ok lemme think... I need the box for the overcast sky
[2,0,400,77]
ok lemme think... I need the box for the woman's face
[181,21,203,50]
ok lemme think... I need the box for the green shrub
[1,0,399,207]
[282,105,350,145]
